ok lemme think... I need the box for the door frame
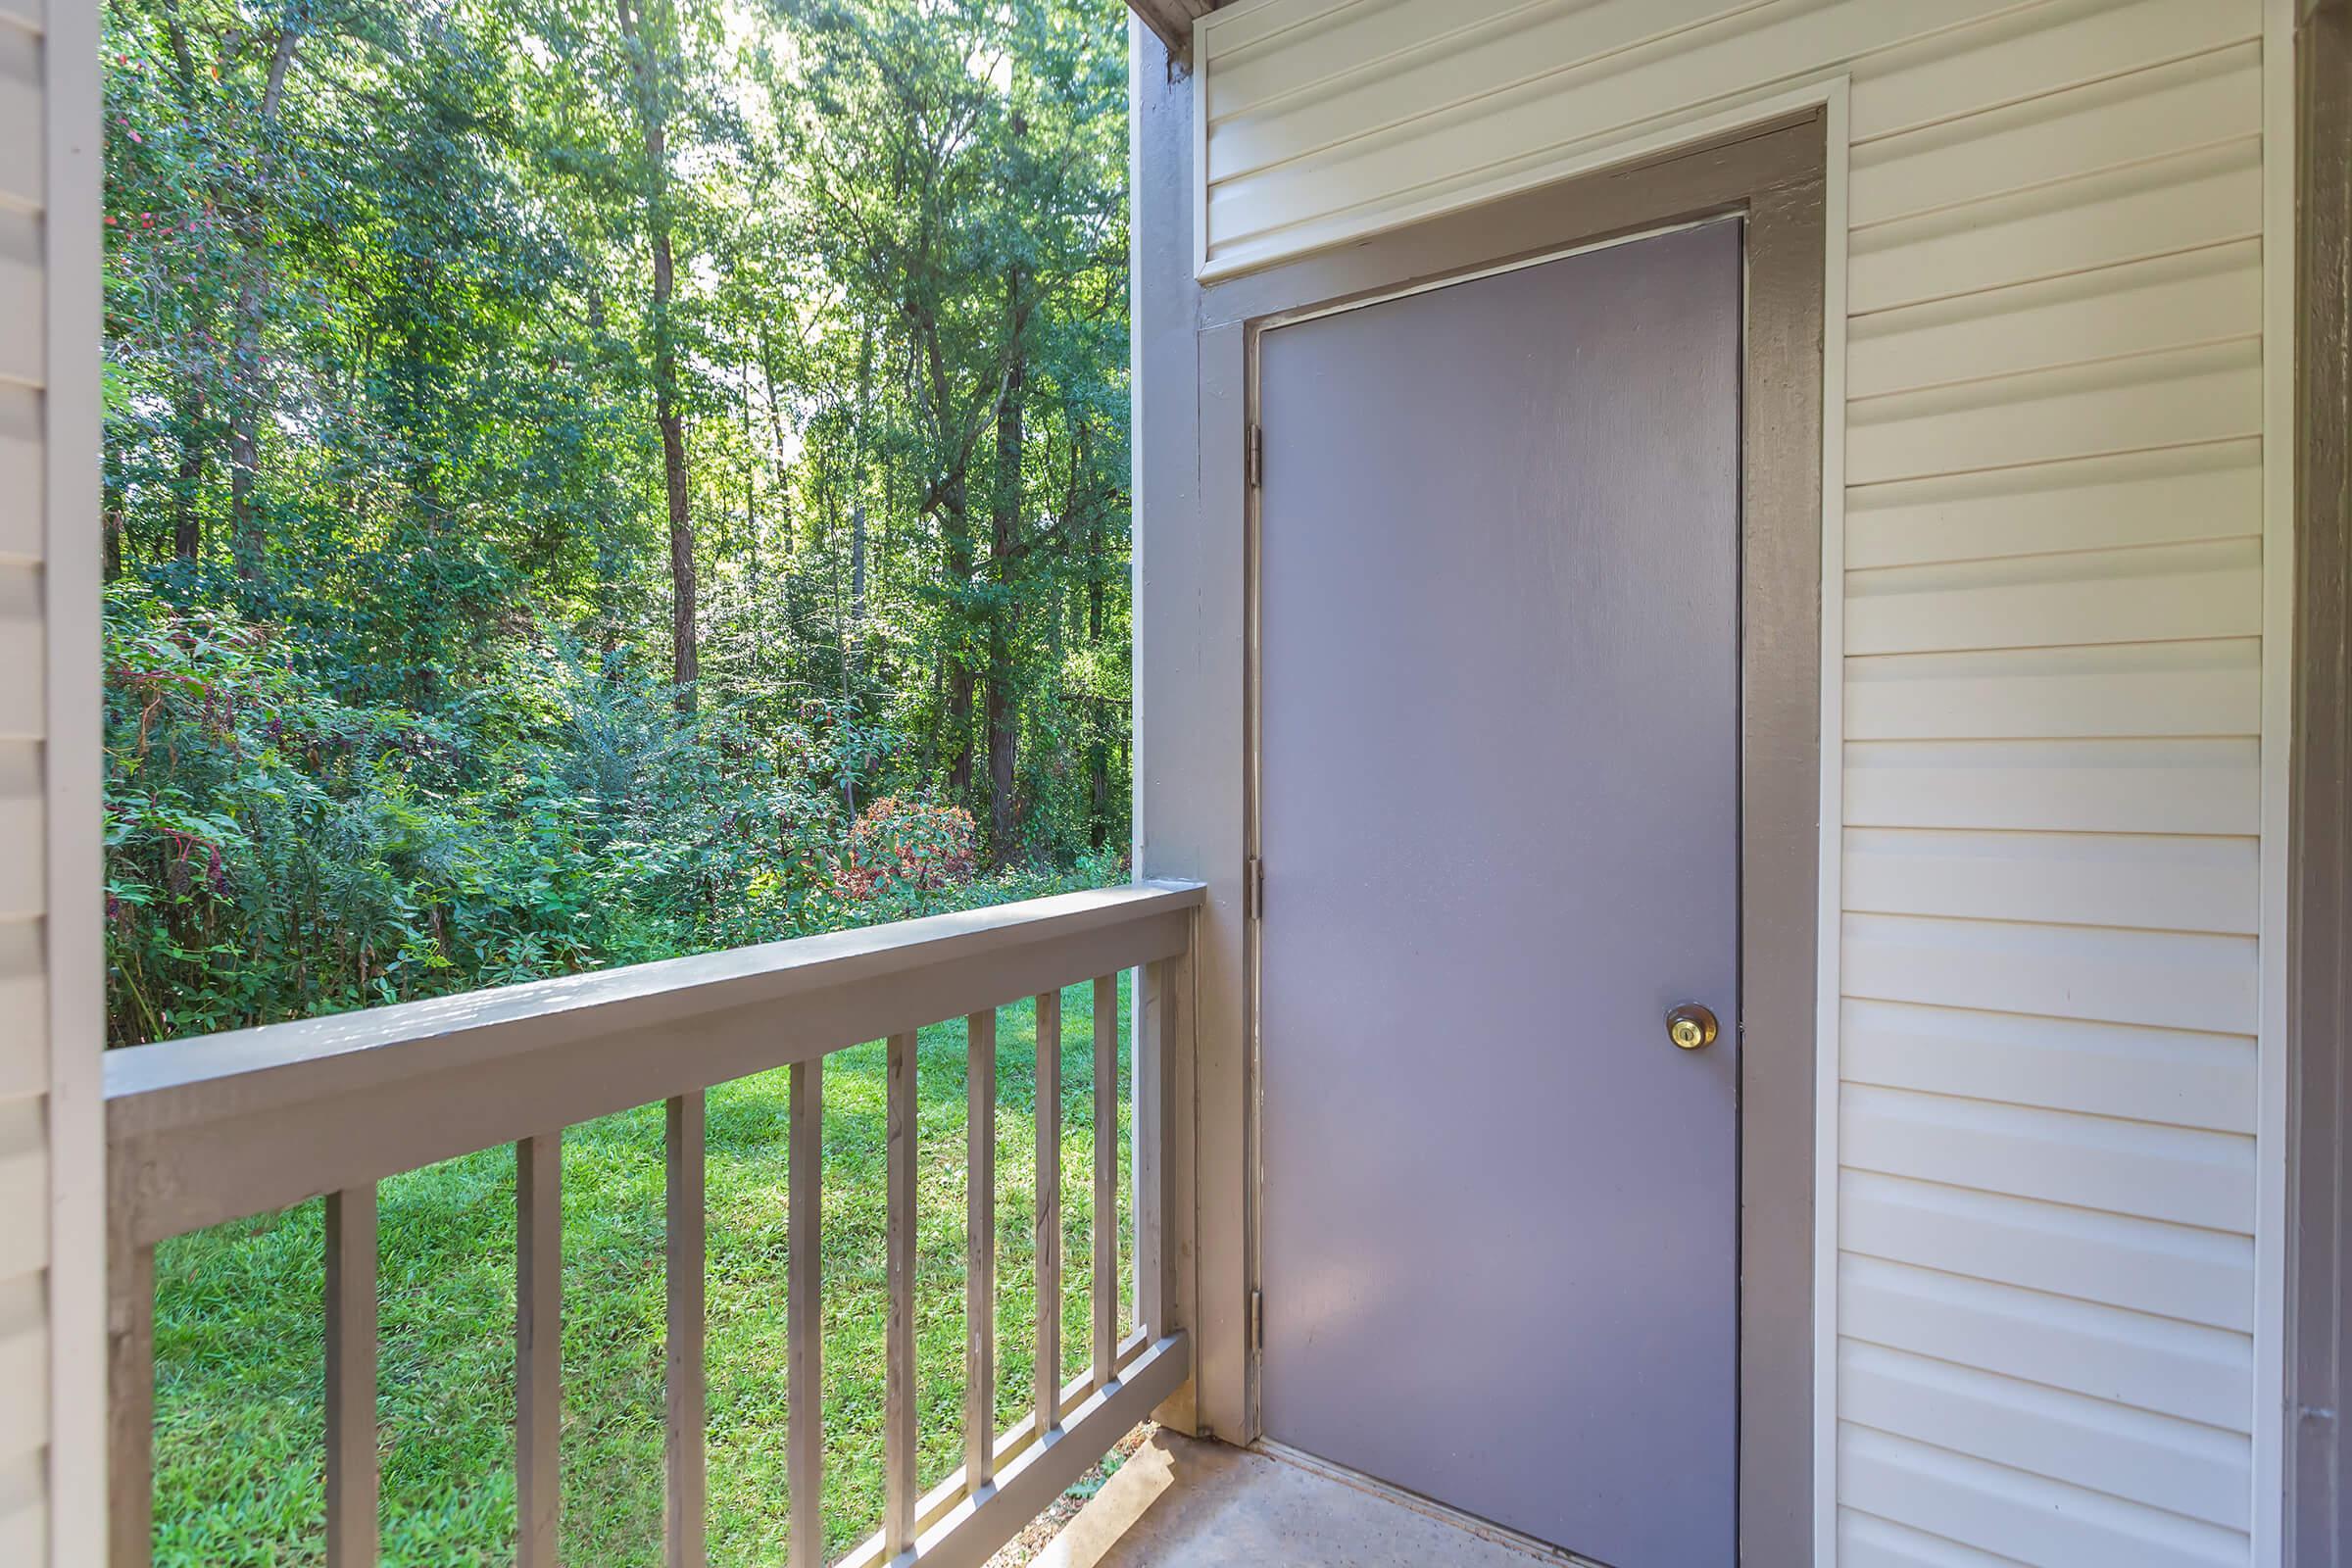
[2289,1,2351,1559]
[1203,113,1829,1564]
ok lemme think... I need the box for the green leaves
[102,0,1137,1043]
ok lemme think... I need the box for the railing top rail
[106,879,1202,1245]
[109,879,1201,1125]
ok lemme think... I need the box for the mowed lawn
[150,979,1137,1566]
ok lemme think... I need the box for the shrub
[101,582,1118,1047]
[837,797,977,901]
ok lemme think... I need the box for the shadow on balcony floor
[1034,1429,1579,1568]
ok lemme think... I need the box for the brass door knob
[1666,1003,1719,1052]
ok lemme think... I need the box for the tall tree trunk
[227,23,302,581]
[583,282,627,658]
[1087,514,1110,847]
[821,477,856,814]
[906,301,985,807]
[662,374,695,710]
[760,322,793,565]
[172,390,207,562]
[160,0,211,564]
[880,467,896,601]
[984,629,1015,858]
[617,0,696,711]
[943,486,976,801]
[986,270,1027,861]
[849,326,873,678]
[103,496,124,584]
[740,358,756,575]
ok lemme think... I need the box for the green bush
[104,582,1124,1047]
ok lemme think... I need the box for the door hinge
[1250,1287,1264,1351]
[1247,422,1263,490]
[1245,856,1264,920]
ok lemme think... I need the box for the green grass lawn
[151,978,1137,1566]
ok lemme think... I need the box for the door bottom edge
[1248,1437,1616,1568]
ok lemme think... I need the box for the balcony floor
[1034,1430,1569,1568]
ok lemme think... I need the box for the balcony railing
[103,879,1206,1567]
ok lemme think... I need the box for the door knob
[1665,1003,1719,1052]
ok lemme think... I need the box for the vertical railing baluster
[884,1033,918,1557]
[665,1093,707,1567]
[515,1134,563,1568]
[1137,938,1198,1432]
[1092,973,1117,1390]
[324,1185,379,1568]
[1136,961,1164,1340]
[786,1057,824,1568]
[1136,946,1196,1356]
[107,1231,156,1568]
[1035,989,1061,1435]
[964,1009,997,1492]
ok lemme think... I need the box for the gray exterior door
[1256,220,1742,1568]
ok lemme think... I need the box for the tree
[613,0,700,707]
[785,0,1127,859]
[100,0,1135,1045]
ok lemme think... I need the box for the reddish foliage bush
[836,798,976,901]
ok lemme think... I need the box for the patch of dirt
[985,1423,1155,1567]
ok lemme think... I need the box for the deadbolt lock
[1666,1003,1719,1052]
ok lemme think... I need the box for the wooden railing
[103,880,1205,1568]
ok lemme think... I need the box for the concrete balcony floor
[1036,1431,1573,1568]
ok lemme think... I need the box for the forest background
[102,0,1136,1049]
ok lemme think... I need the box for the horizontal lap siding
[1198,0,2276,1562]
[0,0,47,1560]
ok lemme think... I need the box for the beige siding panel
[1849,45,2259,230]
[1844,539,2263,656]
[1203,0,2267,208]
[1847,139,2263,318]
[1199,0,2271,263]
[0,24,36,213]
[1840,1082,2253,1232]
[1844,440,2263,570]
[0,739,39,918]
[1204,0,1536,124]
[1840,1000,2259,1135]
[1839,1252,2254,1433]
[1846,242,2262,400]
[0,1271,41,1462]
[0,383,39,564]
[1839,1169,2254,1334]
[1192,0,1356,62]
[0,922,40,1100]
[0,563,40,739]
[0,1098,44,1285]
[1209,0,1838,183]
[1842,640,2262,743]
[1837,1506,2031,1566]
[1847,0,2259,144]
[1841,911,2257,1034]
[1841,826,2261,933]
[1838,1424,2248,1567]
[0,210,38,388]
[0,1448,41,1568]
[1203,0,2035,260]
[1842,737,2260,837]
[1845,339,2262,486]
[1840,1339,2251,1529]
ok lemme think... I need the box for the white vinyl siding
[0,0,50,1557]
[1196,0,2282,1563]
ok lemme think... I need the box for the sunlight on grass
[150,977,1138,1566]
